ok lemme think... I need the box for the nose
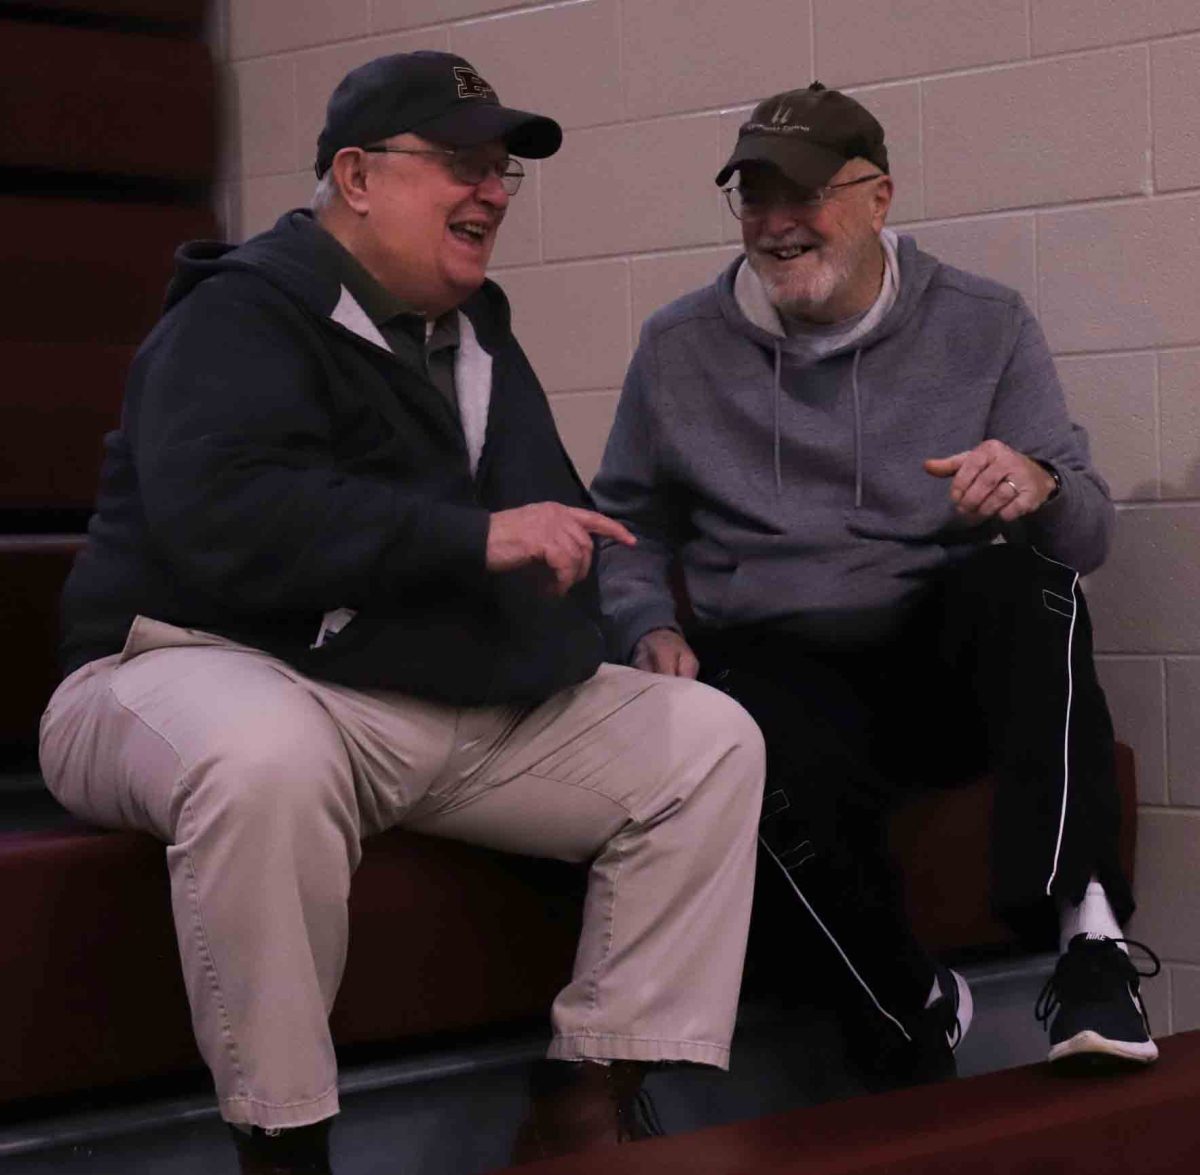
[758,199,808,235]
[475,168,510,211]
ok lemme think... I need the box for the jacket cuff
[612,601,682,664]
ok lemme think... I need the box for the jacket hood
[163,209,514,348]
[715,231,940,360]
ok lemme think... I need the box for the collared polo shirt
[313,224,460,418]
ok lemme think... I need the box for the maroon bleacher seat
[0,19,214,183]
[0,538,84,750]
[23,1,207,30]
[493,1030,1200,1175]
[0,819,581,1101]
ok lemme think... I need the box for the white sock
[1058,877,1126,954]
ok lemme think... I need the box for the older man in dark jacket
[40,52,764,1174]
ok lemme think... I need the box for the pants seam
[177,783,250,1099]
[513,769,637,818]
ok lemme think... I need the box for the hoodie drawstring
[851,348,864,508]
[771,343,864,504]
[773,342,783,494]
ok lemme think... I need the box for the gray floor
[0,954,1058,1175]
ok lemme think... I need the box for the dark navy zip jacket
[60,211,604,704]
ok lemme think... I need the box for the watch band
[1035,460,1062,501]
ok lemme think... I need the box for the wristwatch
[1035,460,1062,501]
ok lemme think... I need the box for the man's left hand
[924,440,1057,523]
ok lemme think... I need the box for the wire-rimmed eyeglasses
[722,173,884,220]
[361,145,526,195]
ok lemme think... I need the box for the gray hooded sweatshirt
[592,234,1113,660]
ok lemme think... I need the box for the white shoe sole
[950,969,973,1049]
[1048,1029,1159,1065]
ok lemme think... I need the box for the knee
[660,678,766,794]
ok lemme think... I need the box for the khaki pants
[39,617,764,1129]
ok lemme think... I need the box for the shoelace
[1035,935,1161,1032]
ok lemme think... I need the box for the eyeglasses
[722,173,884,221]
[361,145,526,195]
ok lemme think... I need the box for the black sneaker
[857,966,971,1091]
[1035,933,1160,1067]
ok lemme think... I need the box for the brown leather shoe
[510,1060,662,1165]
[228,1119,334,1174]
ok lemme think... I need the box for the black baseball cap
[315,51,562,178]
[715,82,888,189]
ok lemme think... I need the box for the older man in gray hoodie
[592,83,1159,1087]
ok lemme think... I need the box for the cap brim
[715,134,846,189]
[416,103,563,159]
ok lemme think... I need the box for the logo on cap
[744,102,810,136]
[453,66,496,100]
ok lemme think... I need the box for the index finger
[568,508,637,547]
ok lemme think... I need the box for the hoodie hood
[163,209,514,350]
[715,231,939,360]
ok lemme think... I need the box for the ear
[330,148,371,216]
[870,174,894,230]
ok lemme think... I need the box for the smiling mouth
[766,243,816,261]
[449,221,489,245]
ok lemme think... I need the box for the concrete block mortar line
[492,236,735,275]
[809,0,817,79]
[624,243,633,355]
[893,183,1200,237]
[916,80,926,221]
[615,0,625,125]
[1163,654,1173,806]
[1030,210,1038,315]
[288,55,300,187]
[1145,43,1155,196]
[227,22,453,67]
[1153,350,1163,497]
[814,36,1152,94]
[1164,965,1174,1036]
[1055,340,1200,362]
[1098,650,1200,661]
[618,255,632,360]
[534,159,544,266]
[1136,803,1200,818]
[1113,498,1200,512]
[375,0,594,41]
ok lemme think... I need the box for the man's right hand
[632,628,700,678]
[486,503,636,597]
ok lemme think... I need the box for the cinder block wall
[211,1,1200,1035]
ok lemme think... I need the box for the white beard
[749,226,879,322]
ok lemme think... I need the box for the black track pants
[691,544,1131,1041]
